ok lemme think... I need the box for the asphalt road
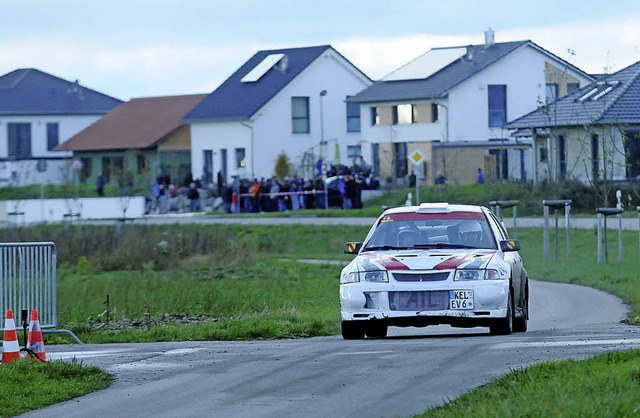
[21,280,639,418]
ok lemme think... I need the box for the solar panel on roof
[383,47,466,81]
[241,53,285,83]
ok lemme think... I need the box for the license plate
[449,290,474,310]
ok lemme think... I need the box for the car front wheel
[342,320,365,339]
[490,292,513,335]
[513,284,528,333]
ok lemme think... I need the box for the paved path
[130,213,640,231]
[3,212,640,230]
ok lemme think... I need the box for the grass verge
[419,350,640,417]
[0,360,112,417]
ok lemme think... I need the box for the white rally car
[340,203,528,339]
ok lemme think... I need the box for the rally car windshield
[363,213,497,251]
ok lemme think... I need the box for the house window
[558,135,566,178]
[370,107,379,126]
[372,143,379,174]
[7,122,31,159]
[203,150,213,183]
[591,134,599,180]
[137,154,147,173]
[431,103,439,122]
[291,97,310,133]
[46,122,59,151]
[624,130,640,179]
[545,83,558,103]
[567,83,580,95]
[347,145,362,162]
[395,104,416,124]
[80,158,92,182]
[488,85,507,127]
[235,147,246,168]
[346,100,361,132]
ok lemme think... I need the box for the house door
[394,142,408,178]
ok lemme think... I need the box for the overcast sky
[1,0,639,101]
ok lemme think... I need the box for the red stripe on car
[361,254,410,270]
[433,253,476,270]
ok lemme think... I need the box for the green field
[2,209,640,416]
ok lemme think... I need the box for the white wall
[190,48,371,182]
[0,196,146,224]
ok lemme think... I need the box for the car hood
[353,249,498,271]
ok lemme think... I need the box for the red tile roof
[56,94,207,151]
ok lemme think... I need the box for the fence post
[596,207,624,263]
[542,200,572,262]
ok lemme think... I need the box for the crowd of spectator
[145,164,381,215]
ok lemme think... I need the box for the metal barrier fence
[0,242,81,343]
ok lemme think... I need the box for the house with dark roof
[56,94,207,191]
[348,29,594,185]
[182,45,371,183]
[506,60,640,185]
[0,68,122,186]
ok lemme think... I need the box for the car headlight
[340,270,389,284]
[454,269,501,281]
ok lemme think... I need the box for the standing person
[269,177,281,212]
[187,182,200,212]
[337,175,347,209]
[249,179,261,213]
[221,182,233,213]
[477,168,485,184]
[345,174,356,210]
[96,174,105,197]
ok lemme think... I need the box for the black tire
[513,284,529,333]
[490,292,513,335]
[365,322,388,338]
[342,320,365,340]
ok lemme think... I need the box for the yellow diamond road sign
[409,149,425,166]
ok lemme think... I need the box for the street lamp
[319,90,327,161]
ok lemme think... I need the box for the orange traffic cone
[2,309,21,364]
[27,310,47,362]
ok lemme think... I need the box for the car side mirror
[500,239,520,252]
[344,242,362,254]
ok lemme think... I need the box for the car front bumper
[340,278,510,328]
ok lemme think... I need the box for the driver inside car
[458,220,483,247]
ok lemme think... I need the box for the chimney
[484,28,495,49]
[465,45,475,61]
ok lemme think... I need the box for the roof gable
[0,68,122,115]
[506,60,640,129]
[183,45,342,122]
[56,94,207,151]
[349,40,593,104]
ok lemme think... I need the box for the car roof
[381,203,487,217]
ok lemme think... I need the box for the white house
[0,68,122,186]
[183,45,372,183]
[507,60,640,185]
[349,29,594,185]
